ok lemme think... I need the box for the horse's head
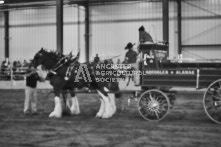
[32,48,48,68]
[32,48,61,70]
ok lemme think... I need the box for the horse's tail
[104,84,122,99]
[110,83,122,98]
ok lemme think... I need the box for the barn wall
[63,6,85,62]
[90,2,164,62]
[90,1,180,62]
[9,7,56,62]
[0,0,220,63]
[182,0,221,59]
[5,6,85,63]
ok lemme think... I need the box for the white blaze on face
[36,65,48,79]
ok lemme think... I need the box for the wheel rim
[203,79,221,124]
[138,89,170,121]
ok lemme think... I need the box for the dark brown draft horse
[32,48,121,118]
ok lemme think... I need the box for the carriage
[32,44,221,124]
[136,43,221,124]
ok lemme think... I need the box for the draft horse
[32,48,121,118]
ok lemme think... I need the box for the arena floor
[0,89,221,147]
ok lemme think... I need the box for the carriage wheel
[138,89,170,121]
[203,79,221,124]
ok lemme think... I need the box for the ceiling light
[0,0,4,4]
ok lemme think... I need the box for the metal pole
[56,0,63,53]
[85,2,90,62]
[4,11,9,59]
[77,5,80,53]
[177,0,182,54]
[163,0,169,43]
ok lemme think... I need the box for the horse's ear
[73,52,80,61]
[76,52,80,59]
[40,47,43,51]
[70,52,80,63]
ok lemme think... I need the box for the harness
[50,53,73,75]
[49,53,137,90]
[64,57,79,80]
[49,52,81,82]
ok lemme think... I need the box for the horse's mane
[41,48,63,61]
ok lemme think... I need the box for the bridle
[48,52,80,81]
[50,53,73,75]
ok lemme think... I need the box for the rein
[46,52,136,89]
[50,54,73,74]
[48,52,79,81]
[64,57,79,80]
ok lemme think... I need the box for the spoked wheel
[203,79,221,124]
[138,89,170,121]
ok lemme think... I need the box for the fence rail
[0,67,28,81]
[0,67,52,89]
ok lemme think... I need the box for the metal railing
[0,67,28,81]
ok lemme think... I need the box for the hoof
[95,113,102,118]
[101,113,112,119]
[49,111,62,118]
[101,115,110,119]
[71,112,80,115]
[70,109,80,115]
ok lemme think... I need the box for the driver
[139,26,153,43]
[138,26,153,53]
[124,42,140,86]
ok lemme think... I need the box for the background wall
[182,0,221,59]
[90,1,165,62]
[0,0,221,63]
[1,5,85,63]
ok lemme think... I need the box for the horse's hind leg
[104,87,116,115]
[69,92,80,115]
[96,98,105,118]
[97,89,114,119]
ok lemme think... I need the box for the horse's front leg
[49,96,63,118]
[68,92,80,115]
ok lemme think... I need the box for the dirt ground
[0,89,221,147]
